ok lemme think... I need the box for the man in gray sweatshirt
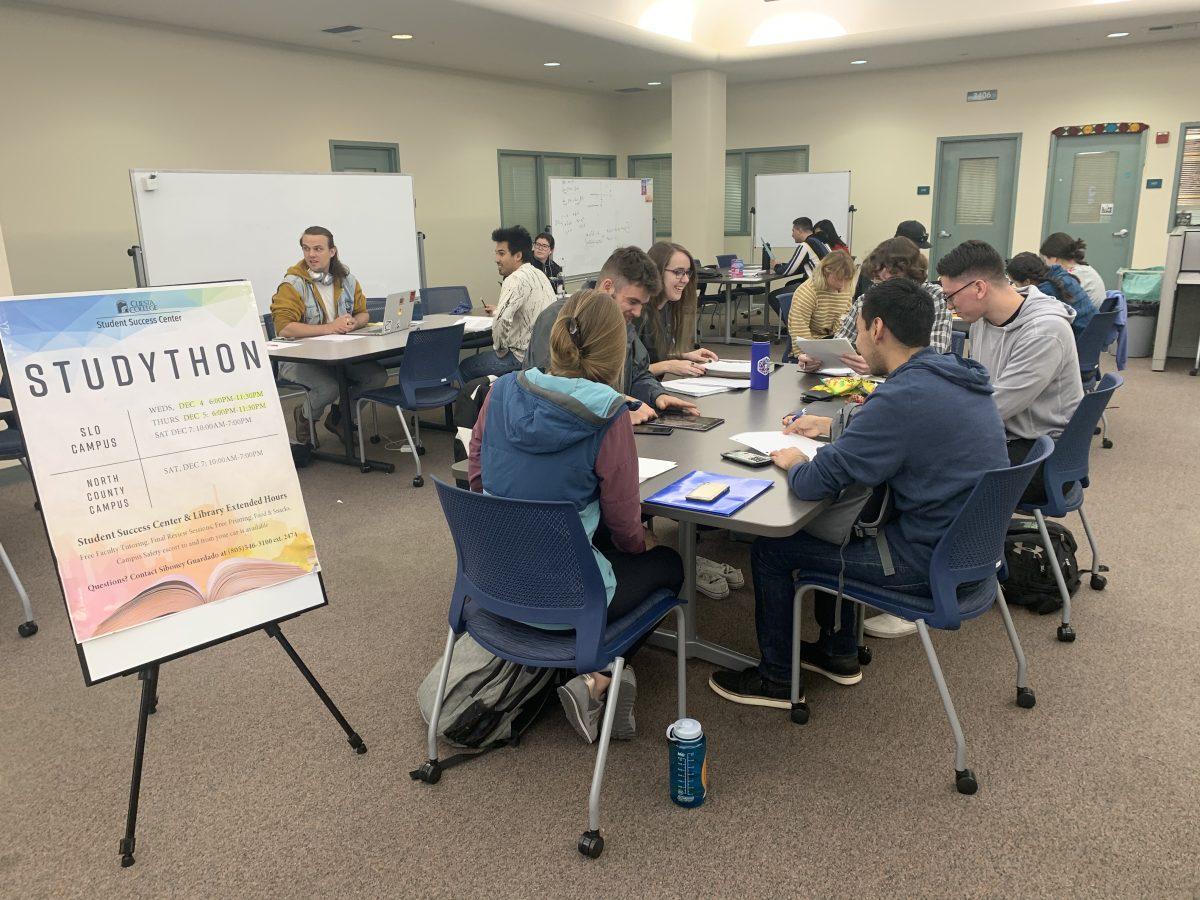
[936,240,1083,502]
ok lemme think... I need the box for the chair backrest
[433,478,610,671]
[1100,291,1121,313]
[716,254,736,268]
[420,286,471,316]
[365,297,387,322]
[1075,309,1118,373]
[927,436,1054,627]
[1039,373,1123,515]
[396,323,465,404]
[261,313,276,340]
[949,330,966,357]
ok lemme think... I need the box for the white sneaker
[697,555,745,589]
[863,612,918,639]
[695,568,730,599]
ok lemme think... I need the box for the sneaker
[695,568,730,600]
[708,666,791,709]
[292,406,311,445]
[800,641,862,686]
[557,674,602,744]
[697,555,745,589]
[863,612,918,639]
[612,666,637,741]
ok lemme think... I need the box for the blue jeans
[458,350,522,383]
[751,531,930,682]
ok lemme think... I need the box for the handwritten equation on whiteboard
[549,178,653,276]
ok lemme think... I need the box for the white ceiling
[17,0,1200,91]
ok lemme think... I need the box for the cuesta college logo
[756,356,773,376]
[116,298,157,315]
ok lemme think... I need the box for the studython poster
[0,282,319,644]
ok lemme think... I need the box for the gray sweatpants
[278,361,389,422]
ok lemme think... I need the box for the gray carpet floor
[0,356,1197,898]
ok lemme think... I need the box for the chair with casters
[789,436,1053,795]
[1075,309,1118,449]
[716,255,766,331]
[412,479,687,859]
[354,323,465,487]
[1015,373,1122,643]
[419,285,471,316]
[0,373,38,637]
[261,314,319,450]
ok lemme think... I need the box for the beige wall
[0,221,12,296]
[0,5,624,305]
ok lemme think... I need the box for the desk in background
[1152,227,1200,373]
[699,268,794,346]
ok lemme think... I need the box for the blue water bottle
[750,329,772,391]
[667,718,707,808]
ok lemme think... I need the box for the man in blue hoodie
[709,278,1009,707]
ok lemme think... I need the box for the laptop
[362,290,417,335]
[761,242,773,271]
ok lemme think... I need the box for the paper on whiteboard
[638,457,678,484]
[732,431,824,458]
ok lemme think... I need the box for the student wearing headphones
[270,225,386,444]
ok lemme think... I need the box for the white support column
[670,70,727,264]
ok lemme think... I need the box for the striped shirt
[493,263,557,362]
[835,281,953,353]
[777,237,829,281]
[788,279,855,342]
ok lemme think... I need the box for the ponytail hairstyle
[811,248,856,293]
[1039,232,1088,265]
[301,226,350,279]
[1007,251,1076,300]
[549,289,628,389]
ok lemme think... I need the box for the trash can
[1117,267,1164,359]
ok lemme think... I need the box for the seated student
[527,246,699,424]
[854,220,931,298]
[271,226,387,443]
[937,240,1083,505]
[1040,232,1107,307]
[768,217,831,318]
[1006,251,1096,336]
[459,225,557,383]
[787,249,856,343]
[640,241,720,377]
[707,278,1008,704]
[532,231,564,284]
[468,289,684,743]
[799,236,952,374]
[813,219,849,253]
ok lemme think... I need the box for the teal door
[931,135,1020,272]
[329,141,400,173]
[1045,132,1144,288]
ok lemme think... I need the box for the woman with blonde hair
[787,249,857,344]
[468,289,684,744]
[641,241,719,377]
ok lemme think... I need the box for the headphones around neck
[309,269,334,286]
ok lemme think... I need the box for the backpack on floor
[416,633,559,761]
[1003,517,1081,614]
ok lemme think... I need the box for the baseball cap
[895,220,931,249]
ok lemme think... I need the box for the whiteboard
[548,177,655,277]
[754,171,852,250]
[130,170,421,312]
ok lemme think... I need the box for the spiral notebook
[644,470,773,517]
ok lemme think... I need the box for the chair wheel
[1099,564,1109,572]
[17,621,37,638]
[1190,367,1198,376]
[578,830,604,859]
[360,465,371,473]
[955,768,979,795]
[1093,426,1101,435]
[858,646,872,665]
[369,435,382,444]
[412,476,424,488]
[789,701,810,725]
[1101,438,1113,449]
[1057,624,1076,643]
[416,445,426,456]
[411,760,442,784]
[1090,574,1107,590]
[1016,686,1036,709]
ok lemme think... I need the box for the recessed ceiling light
[1107,31,1131,37]
[543,61,561,67]
[850,59,868,65]
[647,81,663,86]
[391,33,413,40]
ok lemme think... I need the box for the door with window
[1045,132,1144,287]
[931,135,1020,272]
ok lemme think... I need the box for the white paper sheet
[664,382,730,397]
[264,340,293,350]
[685,376,752,389]
[792,338,856,369]
[731,431,824,458]
[703,360,752,375]
[817,367,857,377]
[455,315,495,334]
[305,334,365,342]
[638,458,677,483]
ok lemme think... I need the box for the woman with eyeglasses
[641,241,720,378]
[532,232,563,282]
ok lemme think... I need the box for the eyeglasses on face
[664,267,692,281]
[534,242,552,251]
[941,279,982,303]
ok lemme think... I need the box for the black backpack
[1003,517,1080,614]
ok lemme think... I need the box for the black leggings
[601,545,684,660]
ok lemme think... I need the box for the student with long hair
[640,241,719,377]
[468,289,684,744]
[1007,251,1096,336]
[787,249,857,343]
[1039,232,1107,307]
[813,219,849,253]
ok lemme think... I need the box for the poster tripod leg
[265,623,367,755]
[119,664,159,868]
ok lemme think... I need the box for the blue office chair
[261,315,319,449]
[420,285,472,316]
[777,290,799,362]
[364,297,386,321]
[1099,293,1120,314]
[412,479,686,859]
[1075,309,1118,450]
[1017,373,1122,643]
[790,436,1053,795]
[354,323,465,487]
[0,374,38,637]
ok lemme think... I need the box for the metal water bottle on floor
[750,329,772,391]
[667,718,707,807]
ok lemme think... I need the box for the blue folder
[645,470,773,517]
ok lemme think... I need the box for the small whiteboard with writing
[755,171,852,250]
[549,178,655,277]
